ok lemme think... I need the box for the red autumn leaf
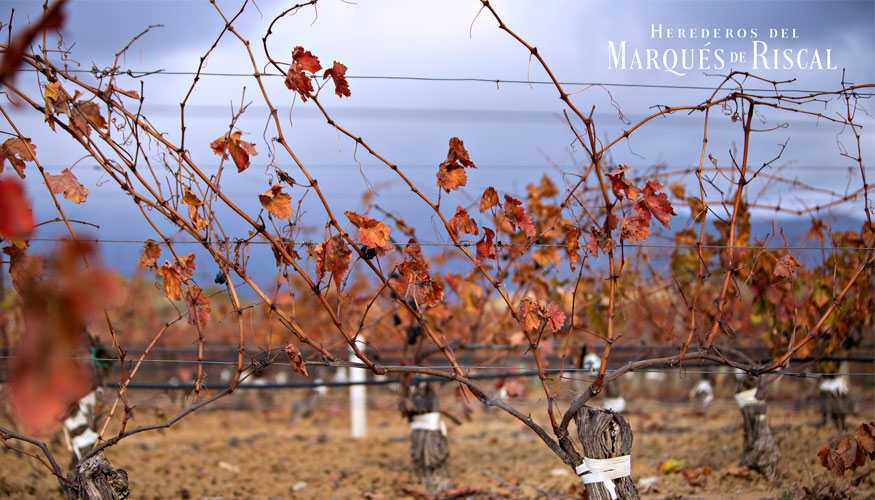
[259,184,293,220]
[315,234,351,286]
[323,61,351,98]
[636,180,676,229]
[0,137,37,178]
[45,168,88,204]
[210,131,257,172]
[292,46,322,73]
[285,68,314,101]
[606,165,641,201]
[9,357,91,436]
[8,240,119,435]
[0,0,65,87]
[449,206,479,236]
[186,283,211,327]
[542,302,565,332]
[564,227,581,271]
[475,227,496,264]
[619,210,652,242]
[284,343,309,376]
[284,46,321,101]
[345,211,393,255]
[503,195,536,238]
[138,240,161,270]
[0,176,34,238]
[774,254,803,279]
[480,186,498,213]
[518,297,542,331]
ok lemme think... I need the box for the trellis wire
[15,67,874,95]
[20,238,875,252]
[0,368,870,390]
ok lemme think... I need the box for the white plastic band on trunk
[692,380,714,407]
[734,388,763,407]
[603,397,626,413]
[71,429,100,458]
[819,376,848,395]
[410,412,446,436]
[575,455,631,500]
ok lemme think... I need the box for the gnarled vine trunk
[574,406,639,500]
[818,373,853,431]
[736,376,780,478]
[62,453,129,500]
[406,383,452,494]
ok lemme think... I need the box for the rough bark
[574,406,639,500]
[62,453,129,500]
[407,383,452,494]
[736,376,780,478]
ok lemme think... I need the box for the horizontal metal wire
[20,238,875,252]
[0,368,870,390]
[15,68,874,96]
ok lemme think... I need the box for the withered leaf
[345,211,392,256]
[564,227,582,271]
[637,180,676,229]
[45,168,88,203]
[620,210,652,242]
[774,254,803,279]
[606,166,640,201]
[72,100,107,137]
[284,343,308,376]
[315,234,351,286]
[503,195,536,238]
[0,138,37,178]
[518,297,541,331]
[158,263,183,301]
[436,137,476,193]
[475,227,496,264]
[186,283,211,327]
[436,162,467,192]
[210,131,257,172]
[480,186,499,213]
[182,187,208,231]
[449,206,478,236]
[138,240,161,270]
[259,184,293,220]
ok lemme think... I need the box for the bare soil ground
[1,387,873,499]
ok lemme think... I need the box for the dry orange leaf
[259,184,293,220]
[45,168,88,203]
[345,211,392,255]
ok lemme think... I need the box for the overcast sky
[4,0,873,281]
